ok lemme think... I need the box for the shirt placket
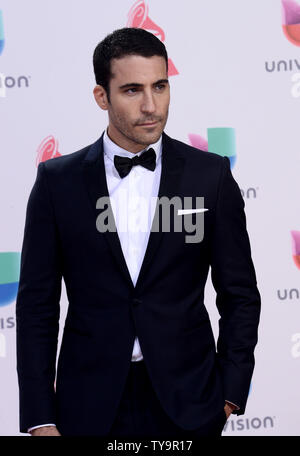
[128,166,143,286]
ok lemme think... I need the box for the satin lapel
[81,134,134,290]
[135,133,186,291]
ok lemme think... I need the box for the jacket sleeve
[16,162,62,433]
[210,156,261,415]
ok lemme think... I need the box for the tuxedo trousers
[106,359,226,438]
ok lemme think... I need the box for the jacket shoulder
[40,143,92,175]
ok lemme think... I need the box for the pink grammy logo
[36,136,61,166]
[127,0,179,76]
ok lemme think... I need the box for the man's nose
[141,92,156,114]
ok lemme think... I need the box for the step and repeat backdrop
[1,0,300,436]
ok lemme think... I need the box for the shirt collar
[103,128,162,164]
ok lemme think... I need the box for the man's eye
[155,84,166,91]
[126,88,137,94]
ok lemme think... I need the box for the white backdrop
[1,0,300,436]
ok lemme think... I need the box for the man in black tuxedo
[16,28,261,437]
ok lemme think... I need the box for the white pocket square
[177,208,208,215]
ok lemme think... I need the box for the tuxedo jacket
[16,132,261,435]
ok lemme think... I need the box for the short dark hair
[93,27,168,100]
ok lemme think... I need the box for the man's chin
[133,130,163,146]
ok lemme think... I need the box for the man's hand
[224,402,237,419]
[30,426,61,436]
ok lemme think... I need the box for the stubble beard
[109,107,169,149]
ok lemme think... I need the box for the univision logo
[276,231,300,301]
[291,230,300,269]
[0,73,31,99]
[0,74,31,98]
[0,252,20,307]
[0,74,30,89]
[282,0,300,46]
[0,10,4,55]
[189,129,259,199]
[265,58,300,73]
[188,128,236,168]
[0,12,31,97]
[264,2,300,97]
[223,416,275,432]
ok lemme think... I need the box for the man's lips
[136,121,160,126]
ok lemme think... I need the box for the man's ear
[93,85,109,110]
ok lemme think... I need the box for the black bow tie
[114,148,156,178]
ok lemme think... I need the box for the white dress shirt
[28,130,162,432]
[102,129,162,361]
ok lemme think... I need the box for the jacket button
[132,298,142,306]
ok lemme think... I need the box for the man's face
[98,55,170,153]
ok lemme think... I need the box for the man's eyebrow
[154,79,169,85]
[119,79,169,90]
[119,82,143,89]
